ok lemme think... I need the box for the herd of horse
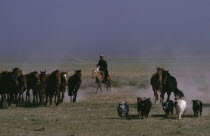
[0,66,113,108]
[0,66,188,110]
[150,67,185,104]
[0,68,82,107]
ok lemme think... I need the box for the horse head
[92,67,101,79]
[75,70,82,78]
[61,71,69,84]
[40,70,47,82]
[33,71,41,86]
[18,75,27,90]
[12,67,23,76]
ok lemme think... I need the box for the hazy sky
[0,0,210,59]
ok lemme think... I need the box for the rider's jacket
[97,59,107,70]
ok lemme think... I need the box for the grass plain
[0,57,210,136]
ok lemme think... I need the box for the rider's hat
[99,55,104,58]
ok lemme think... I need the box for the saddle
[99,70,108,83]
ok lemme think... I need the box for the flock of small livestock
[0,68,82,107]
[118,68,203,120]
[118,98,203,120]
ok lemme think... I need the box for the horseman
[96,55,109,83]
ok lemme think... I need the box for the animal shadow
[151,114,194,119]
[127,115,140,120]
[18,103,43,108]
[203,103,210,107]
[107,115,140,120]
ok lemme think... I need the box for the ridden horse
[92,67,111,93]
[45,70,61,106]
[25,71,40,104]
[59,71,68,103]
[68,70,82,103]
[150,68,164,104]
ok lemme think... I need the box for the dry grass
[0,90,210,136]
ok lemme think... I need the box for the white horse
[92,67,111,93]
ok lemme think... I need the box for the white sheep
[175,98,187,120]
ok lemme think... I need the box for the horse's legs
[73,93,76,103]
[167,91,171,101]
[18,93,21,104]
[153,88,158,104]
[98,83,102,92]
[69,89,73,102]
[32,89,36,104]
[73,88,78,103]
[70,96,73,102]
[36,92,39,105]
[62,86,66,103]
[61,89,65,103]
[7,94,10,106]
[56,90,60,106]
[171,106,174,115]
[106,81,110,91]
[96,83,99,93]
[0,94,3,107]
[49,92,53,106]
[96,86,98,93]
[21,94,24,103]
[160,91,165,104]
[15,93,19,107]
[45,90,48,106]
[54,91,57,104]
[26,89,30,103]
[108,80,111,91]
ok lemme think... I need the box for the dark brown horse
[37,71,48,105]
[45,70,61,106]
[17,75,27,104]
[0,68,23,107]
[0,71,9,107]
[25,71,40,104]
[68,70,82,103]
[162,70,185,102]
[162,70,178,101]
[150,68,164,104]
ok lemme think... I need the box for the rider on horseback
[96,55,109,83]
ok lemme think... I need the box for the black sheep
[162,100,174,117]
[137,97,152,119]
[192,100,203,117]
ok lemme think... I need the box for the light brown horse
[92,67,111,93]
[150,68,164,104]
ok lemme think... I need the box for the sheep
[162,100,174,117]
[117,101,129,119]
[175,98,187,120]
